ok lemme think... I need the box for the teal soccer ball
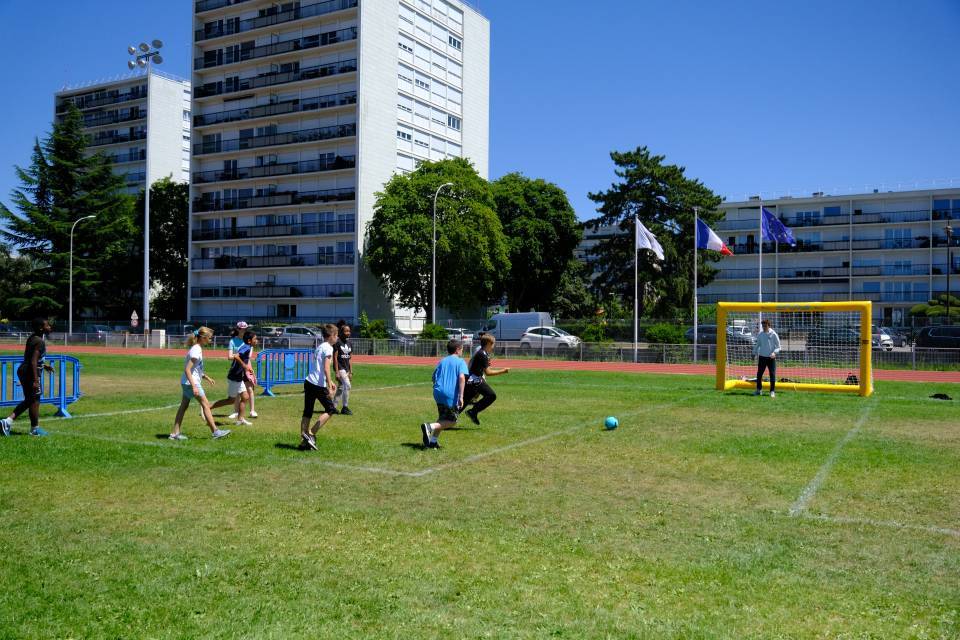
[604,416,619,430]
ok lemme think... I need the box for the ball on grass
[604,416,619,430]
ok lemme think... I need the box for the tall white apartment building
[55,71,191,194]
[700,188,960,325]
[188,0,489,324]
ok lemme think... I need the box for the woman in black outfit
[1,318,54,437]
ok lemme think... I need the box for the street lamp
[431,182,454,324]
[69,215,96,336]
[127,39,163,339]
[946,223,953,324]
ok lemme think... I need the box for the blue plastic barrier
[0,355,83,418]
[255,349,314,396]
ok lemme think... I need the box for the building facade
[55,71,191,195]
[188,0,489,324]
[700,189,960,324]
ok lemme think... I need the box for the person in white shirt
[299,323,338,451]
[752,319,782,398]
[169,327,231,441]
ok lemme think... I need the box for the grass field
[1,353,958,639]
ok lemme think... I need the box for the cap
[236,321,249,329]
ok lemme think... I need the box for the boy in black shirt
[464,334,509,426]
[333,324,353,415]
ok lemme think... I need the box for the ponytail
[187,326,213,347]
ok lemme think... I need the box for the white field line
[797,512,960,538]
[789,400,876,516]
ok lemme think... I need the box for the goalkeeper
[753,318,781,398]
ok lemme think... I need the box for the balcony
[717,208,957,232]
[729,237,954,254]
[82,110,146,128]
[196,0,358,41]
[88,130,147,147]
[194,90,356,127]
[191,251,355,270]
[124,171,146,184]
[699,290,936,304]
[191,283,353,299]
[104,150,147,165]
[195,27,357,70]
[192,218,355,241]
[194,59,356,98]
[196,0,253,13]
[57,88,147,113]
[194,155,356,184]
[193,122,356,155]
[193,187,356,212]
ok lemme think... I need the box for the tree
[550,259,597,319]
[0,245,37,318]
[491,173,582,312]
[586,146,723,319]
[135,177,189,320]
[365,158,510,321]
[0,105,138,319]
[909,294,960,320]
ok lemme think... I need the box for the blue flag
[761,207,796,246]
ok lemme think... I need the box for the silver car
[520,326,581,352]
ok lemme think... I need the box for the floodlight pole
[431,182,454,325]
[947,224,953,323]
[69,215,96,336]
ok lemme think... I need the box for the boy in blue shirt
[420,339,468,449]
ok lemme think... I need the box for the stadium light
[126,39,163,341]
[431,182,455,324]
[947,223,953,323]
[69,215,97,336]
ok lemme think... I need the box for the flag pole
[693,207,699,363]
[633,214,638,364]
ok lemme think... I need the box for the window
[398,102,413,113]
[415,78,430,90]
[448,35,462,50]
[398,72,413,83]
[447,115,461,130]
[399,41,413,53]
[397,130,412,141]
[182,109,190,121]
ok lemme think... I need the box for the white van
[480,312,554,341]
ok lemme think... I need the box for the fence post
[55,358,71,418]
[911,343,916,370]
[662,344,666,363]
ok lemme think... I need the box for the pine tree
[135,177,189,320]
[0,104,139,320]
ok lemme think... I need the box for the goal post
[716,301,873,397]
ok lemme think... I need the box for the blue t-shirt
[432,354,468,407]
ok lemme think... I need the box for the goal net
[716,301,873,396]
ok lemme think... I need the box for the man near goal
[753,318,781,398]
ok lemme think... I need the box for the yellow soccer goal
[716,301,873,397]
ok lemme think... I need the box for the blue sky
[0,0,957,219]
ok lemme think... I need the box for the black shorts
[436,403,459,423]
[17,366,40,402]
[303,381,335,418]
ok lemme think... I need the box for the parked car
[479,312,554,341]
[81,324,114,337]
[806,327,863,356]
[870,325,894,351]
[446,327,473,346]
[0,323,21,337]
[257,325,283,337]
[278,325,321,348]
[385,327,417,345]
[684,325,755,346]
[520,326,581,352]
[880,326,909,347]
[914,326,960,349]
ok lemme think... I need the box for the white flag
[635,218,665,261]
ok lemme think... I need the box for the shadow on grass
[400,442,430,451]
[274,442,306,451]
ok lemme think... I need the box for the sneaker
[302,432,317,451]
[168,433,188,441]
[0,418,11,437]
[769,391,776,398]
[30,427,48,437]
[753,390,761,396]
[466,408,480,426]
[420,423,432,447]
[227,412,238,420]
[427,439,441,449]
[339,406,353,416]
[235,418,253,426]
[249,411,258,419]
[212,429,231,439]
[328,407,339,415]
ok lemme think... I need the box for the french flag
[696,218,733,256]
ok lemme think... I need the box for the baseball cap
[236,321,249,329]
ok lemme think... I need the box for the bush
[419,323,449,340]
[580,322,612,343]
[644,322,687,344]
[365,319,389,339]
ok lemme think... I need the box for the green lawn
[1,353,958,639]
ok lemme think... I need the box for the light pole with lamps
[69,215,96,336]
[127,39,163,339]
[946,223,953,323]
[431,182,454,325]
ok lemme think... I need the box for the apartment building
[700,188,960,324]
[55,71,191,194]
[188,0,489,324]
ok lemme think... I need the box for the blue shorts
[182,383,206,401]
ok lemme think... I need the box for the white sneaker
[212,429,231,439]
[235,418,253,426]
[227,412,238,420]
[1,417,11,437]
[769,391,776,398]
[753,390,761,396]
[168,433,188,441]
[249,411,258,419]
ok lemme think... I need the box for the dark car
[684,325,755,345]
[914,326,960,349]
[806,327,863,356]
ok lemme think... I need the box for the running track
[2,344,958,383]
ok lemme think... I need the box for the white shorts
[227,379,248,398]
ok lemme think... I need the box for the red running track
[2,344,958,383]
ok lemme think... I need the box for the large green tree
[0,105,138,320]
[0,245,37,319]
[365,158,510,321]
[135,177,189,320]
[491,173,582,312]
[550,258,597,319]
[586,146,723,319]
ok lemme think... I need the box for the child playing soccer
[0,317,55,437]
[226,321,258,419]
[463,334,510,426]
[332,323,353,415]
[169,327,231,441]
[299,323,338,451]
[419,339,468,449]
[209,330,257,426]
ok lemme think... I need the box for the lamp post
[431,182,454,324]
[69,215,96,336]
[127,39,163,339]
[946,223,953,324]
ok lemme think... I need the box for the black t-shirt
[21,334,46,373]
[334,338,352,372]
[468,349,489,380]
